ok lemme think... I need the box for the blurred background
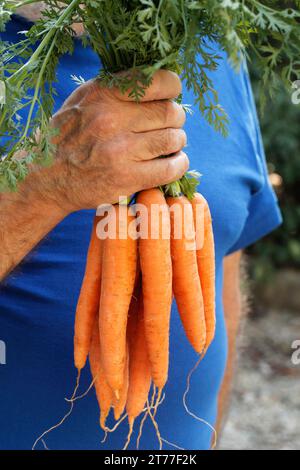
[219,63,300,450]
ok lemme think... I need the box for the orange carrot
[113,269,142,421]
[113,346,129,421]
[191,193,216,350]
[126,294,152,438]
[74,215,102,371]
[167,196,206,353]
[89,323,114,430]
[99,204,137,395]
[136,189,172,389]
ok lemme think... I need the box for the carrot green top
[1,0,300,194]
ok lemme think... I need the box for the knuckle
[62,86,84,107]
[162,128,187,154]
[172,102,186,127]
[176,77,182,96]
[180,151,190,173]
[178,104,187,126]
[159,70,182,98]
[78,79,95,97]
[170,72,182,97]
[180,129,187,147]
[164,101,186,127]
[53,105,79,124]
[163,152,189,182]
[164,101,177,125]
[52,106,82,143]
[82,79,104,102]
[163,158,178,182]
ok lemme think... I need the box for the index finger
[112,69,182,102]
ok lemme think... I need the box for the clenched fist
[33,70,189,213]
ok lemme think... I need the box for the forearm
[216,312,240,435]
[0,169,67,280]
[216,251,243,434]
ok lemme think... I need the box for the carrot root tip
[114,410,121,421]
[101,431,108,444]
[100,410,110,431]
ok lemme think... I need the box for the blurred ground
[219,309,300,450]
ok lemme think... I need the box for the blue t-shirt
[0,16,282,450]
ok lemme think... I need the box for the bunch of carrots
[74,187,215,447]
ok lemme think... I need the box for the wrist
[0,160,69,280]
[14,161,71,222]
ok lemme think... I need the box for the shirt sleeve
[227,179,282,254]
[226,66,282,255]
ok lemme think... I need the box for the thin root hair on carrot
[140,385,157,439]
[183,353,217,450]
[146,398,162,450]
[183,353,204,407]
[161,437,185,450]
[154,392,165,408]
[153,388,163,418]
[41,439,50,450]
[69,369,81,401]
[32,371,81,450]
[136,409,148,450]
[32,402,75,450]
[123,417,134,450]
[136,386,166,449]
[101,431,108,444]
[65,372,96,403]
[105,413,127,433]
